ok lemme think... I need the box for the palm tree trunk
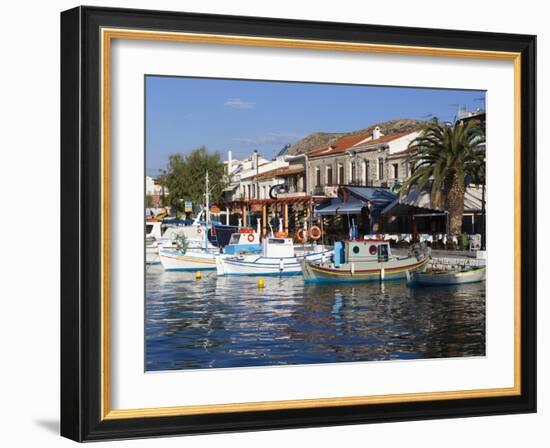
[445,172,465,235]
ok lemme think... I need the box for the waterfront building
[381,184,485,236]
[306,127,421,194]
[456,107,486,127]
[222,150,274,202]
[219,149,318,235]
[314,185,397,240]
[145,175,168,207]
[216,115,485,242]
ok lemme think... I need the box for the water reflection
[145,266,485,371]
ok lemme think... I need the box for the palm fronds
[401,120,485,234]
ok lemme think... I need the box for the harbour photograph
[145,76,487,372]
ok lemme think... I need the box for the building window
[403,161,409,178]
[315,167,321,187]
[378,158,384,180]
[338,164,344,184]
[247,184,251,198]
[392,163,399,179]
[364,161,369,185]
[351,162,357,184]
[326,166,333,185]
[262,186,266,199]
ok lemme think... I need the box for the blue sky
[145,76,485,176]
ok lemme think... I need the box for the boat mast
[204,170,210,251]
[205,170,210,226]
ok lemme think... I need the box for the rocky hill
[283,132,347,156]
[284,118,428,156]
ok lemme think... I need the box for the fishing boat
[406,265,486,286]
[146,220,215,265]
[158,170,225,271]
[146,221,164,264]
[146,239,176,265]
[301,239,429,283]
[215,236,333,276]
[159,229,261,271]
[221,229,262,255]
[158,246,220,271]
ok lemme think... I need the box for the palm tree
[402,121,485,235]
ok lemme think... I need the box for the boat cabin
[223,230,262,255]
[145,221,163,240]
[262,237,295,258]
[334,239,392,267]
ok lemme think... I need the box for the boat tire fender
[296,228,308,243]
[310,226,322,241]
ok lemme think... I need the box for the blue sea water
[145,266,485,371]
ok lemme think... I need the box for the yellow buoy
[195,271,201,280]
[257,278,265,288]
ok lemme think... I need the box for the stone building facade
[306,127,420,195]
[222,127,420,203]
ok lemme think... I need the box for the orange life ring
[309,226,322,241]
[296,228,308,243]
[247,233,255,242]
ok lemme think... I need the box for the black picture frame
[61,5,536,442]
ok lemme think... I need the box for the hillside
[284,132,347,156]
[284,118,427,156]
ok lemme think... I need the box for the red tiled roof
[354,130,416,147]
[307,131,373,158]
[242,165,304,181]
[308,129,418,159]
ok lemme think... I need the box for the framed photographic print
[60,6,536,441]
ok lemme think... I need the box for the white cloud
[224,98,256,109]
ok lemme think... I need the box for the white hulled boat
[215,236,333,276]
[158,246,220,271]
[406,265,485,286]
[146,216,214,265]
[146,221,164,265]
[160,230,262,271]
[158,171,265,271]
[301,239,429,283]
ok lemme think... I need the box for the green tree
[164,147,229,218]
[145,194,154,208]
[175,233,189,254]
[402,121,485,235]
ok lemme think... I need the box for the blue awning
[344,186,396,204]
[314,197,365,216]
